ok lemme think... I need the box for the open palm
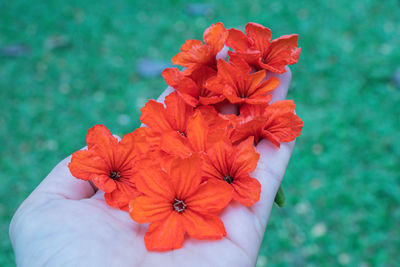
[10,69,294,267]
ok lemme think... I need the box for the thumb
[31,155,97,200]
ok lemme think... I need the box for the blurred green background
[1,0,399,266]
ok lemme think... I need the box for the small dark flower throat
[223,175,234,184]
[173,198,186,213]
[110,171,121,181]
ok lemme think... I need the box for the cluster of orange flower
[68,22,303,251]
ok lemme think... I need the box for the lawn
[1,0,399,266]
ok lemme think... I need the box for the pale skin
[9,67,294,267]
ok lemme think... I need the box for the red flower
[172,22,228,74]
[68,125,153,210]
[140,91,194,137]
[227,22,301,73]
[206,58,280,105]
[160,107,230,157]
[203,136,261,207]
[130,155,232,251]
[162,66,225,107]
[231,100,304,147]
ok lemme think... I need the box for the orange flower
[68,125,153,210]
[203,136,261,207]
[206,58,280,105]
[140,91,194,137]
[227,22,301,73]
[130,155,232,251]
[231,100,304,147]
[162,66,225,107]
[172,22,228,74]
[160,107,230,157]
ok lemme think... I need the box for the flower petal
[229,55,252,74]
[203,22,227,52]
[289,47,301,64]
[129,196,172,223]
[215,59,240,86]
[86,125,118,170]
[247,77,279,103]
[105,181,140,211]
[162,68,199,107]
[204,75,225,95]
[160,131,192,158]
[224,90,246,104]
[232,174,261,207]
[68,149,108,181]
[181,39,203,52]
[230,117,266,145]
[231,137,260,176]
[261,130,281,147]
[134,158,175,201]
[186,110,209,153]
[240,103,268,118]
[116,127,154,172]
[204,139,233,179]
[91,174,116,193]
[140,100,171,132]
[199,94,226,105]
[246,70,268,95]
[263,100,304,146]
[182,211,226,240]
[165,155,203,199]
[262,34,299,73]
[245,22,272,55]
[172,40,203,66]
[267,34,299,62]
[185,179,232,214]
[144,213,185,251]
[229,51,261,70]
[197,106,230,131]
[164,92,194,133]
[227,28,253,52]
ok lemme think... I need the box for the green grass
[1,0,399,266]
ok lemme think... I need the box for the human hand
[9,68,294,267]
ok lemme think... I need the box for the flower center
[173,198,186,213]
[223,174,234,184]
[177,131,186,137]
[109,171,121,181]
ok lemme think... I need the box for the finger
[246,66,294,237]
[266,66,292,103]
[251,140,295,227]
[219,141,295,264]
[216,45,229,60]
[34,135,122,199]
[156,86,175,103]
[219,68,294,259]
[90,189,105,200]
[32,155,97,200]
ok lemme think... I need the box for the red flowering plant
[68,22,303,251]
[227,22,301,73]
[68,125,156,210]
[172,22,228,74]
[162,66,224,107]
